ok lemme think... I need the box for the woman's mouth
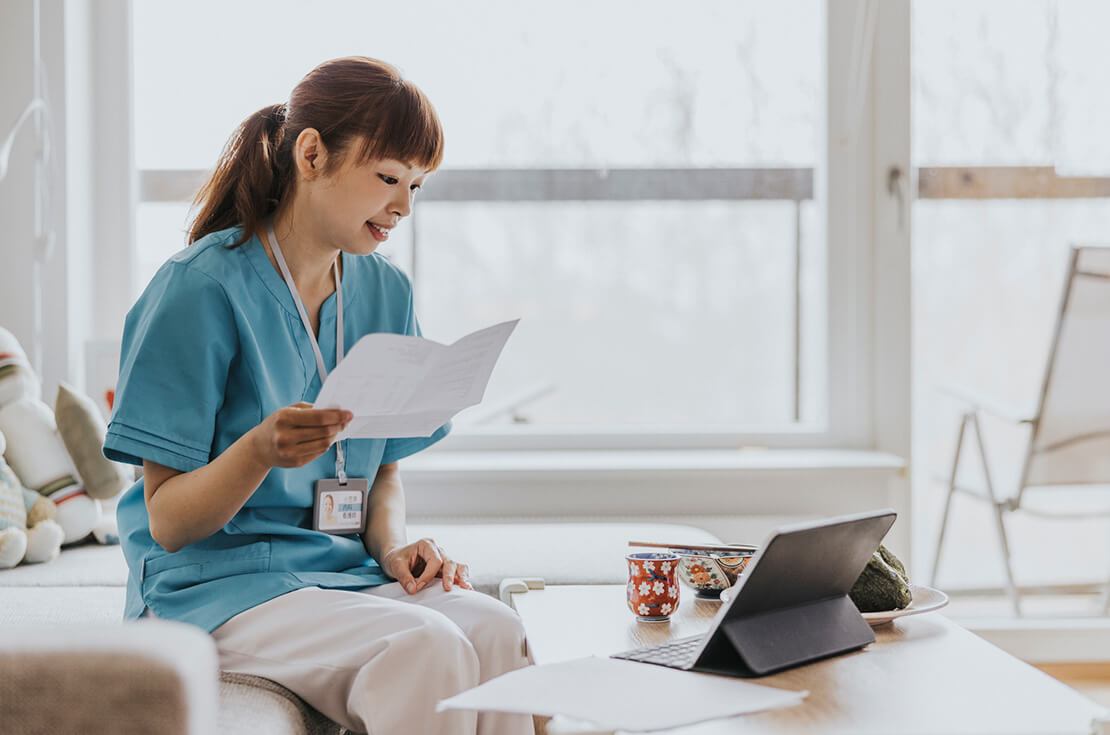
[366,221,390,242]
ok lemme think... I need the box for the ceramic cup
[672,545,757,599]
[626,552,681,622]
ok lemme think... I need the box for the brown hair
[188,56,444,246]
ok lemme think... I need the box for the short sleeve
[380,274,451,465]
[103,263,238,473]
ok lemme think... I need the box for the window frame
[104,0,912,455]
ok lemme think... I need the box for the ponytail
[188,103,290,246]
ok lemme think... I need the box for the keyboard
[611,633,703,670]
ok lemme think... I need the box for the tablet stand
[713,595,875,676]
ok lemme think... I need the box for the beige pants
[210,584,534,735]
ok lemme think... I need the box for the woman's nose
[391,190,412,219]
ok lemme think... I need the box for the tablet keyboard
[611,634,702,670]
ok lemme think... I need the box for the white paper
[437,657,807,732]
[314,320,519,439]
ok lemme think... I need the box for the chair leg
[991,501,1022,617]
[931,413,969,588]
[970,413,1021,617]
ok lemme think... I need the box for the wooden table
[509,584,1107,734]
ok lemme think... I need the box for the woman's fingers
[441,559,458,591]
[287,436,335,459]
[289,426,344,445]
[281,405,352,428]
[454,562,472,590]
[412,539,444,591]
[270,408,352,466]
[387,550,420,594]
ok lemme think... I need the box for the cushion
[0,586,125,624]
[0,621,218,735]
[219,673,340,735]
[55,382,132,500]
[0,541,128,586]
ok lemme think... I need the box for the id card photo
[315,488,365,533]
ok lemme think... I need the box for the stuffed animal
[0,428,64,568]
[55,382,129,545]
[0,328,102,545]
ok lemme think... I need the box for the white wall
[0,0,132,404]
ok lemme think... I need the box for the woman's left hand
[381,538,472,594]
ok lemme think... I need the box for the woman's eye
[410,184,422,192]
[379,174,399,185]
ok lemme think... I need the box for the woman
[104,57,531,735]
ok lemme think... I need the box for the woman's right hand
[249,402,353,469]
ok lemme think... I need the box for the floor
[1036,664,1110,708]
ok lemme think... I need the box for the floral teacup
[626,552,681,622]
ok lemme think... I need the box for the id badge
[313,478,369,534]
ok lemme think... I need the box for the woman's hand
[249,402,352,469]
[381,538,472,593]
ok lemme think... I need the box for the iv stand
[0,0,52,376]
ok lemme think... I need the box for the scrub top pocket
[199,540,273,578]
[142,540,272,598]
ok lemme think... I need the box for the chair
[930,244,1110,616]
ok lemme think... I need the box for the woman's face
[303,144,429,256]
[324,495,335,512]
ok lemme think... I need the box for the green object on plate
[850,544,912,613]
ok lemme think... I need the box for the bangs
[354,81,444,172]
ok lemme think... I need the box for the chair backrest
[1024,245,1110,488]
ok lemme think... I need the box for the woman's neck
[265,203,341,297]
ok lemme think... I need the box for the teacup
[672,545,757,599]
[626,552,680,622]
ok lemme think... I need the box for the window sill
[399,448,911,562]
[401,448,906,476]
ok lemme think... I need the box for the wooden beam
[918,166,1110,199]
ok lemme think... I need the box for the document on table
[314,319,519,439]
[437,657,807,732]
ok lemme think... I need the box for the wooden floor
[1037,663,1110,708]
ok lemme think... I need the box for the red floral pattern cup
[626,552,681,622]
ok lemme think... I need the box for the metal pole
[793,200,802,422]
[31,0,44,376]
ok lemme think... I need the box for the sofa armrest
[0,620,218,735]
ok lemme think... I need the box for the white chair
[930,244,1110,616]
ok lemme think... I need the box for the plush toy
[0,328,103,545]
[0,428,64,568]
[55,382,129,544]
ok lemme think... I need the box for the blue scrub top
[103,226,450,633]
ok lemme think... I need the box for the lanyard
[266,222,348,484]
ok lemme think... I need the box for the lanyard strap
[266,222,348,484]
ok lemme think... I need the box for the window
[912,0,1110,587]
[130,1,885,446]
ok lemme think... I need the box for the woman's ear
[293,128,328,179]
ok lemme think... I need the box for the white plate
[718,583,949,627]
[860,584,949,626]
